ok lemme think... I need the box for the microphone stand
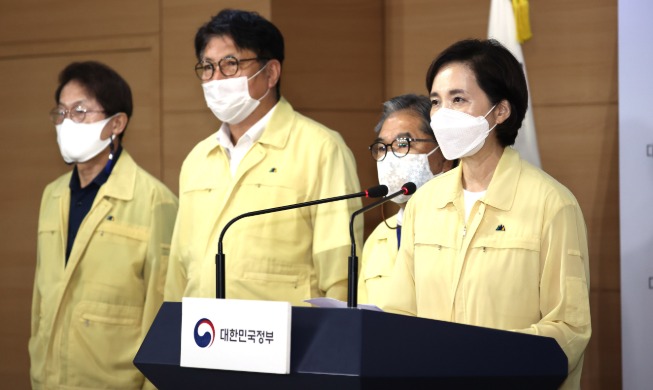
[215,185,388,299]
[347,182,416,308]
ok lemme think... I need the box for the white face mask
[429,105,497,160]
[202,63,270,124]
[377,146,440,204]
[55,116,114,164]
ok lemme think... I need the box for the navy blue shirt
[65,147,122,264]
[396,225,402,249]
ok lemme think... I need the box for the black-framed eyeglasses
[49,105,105,125]
[194,56,267,80]
[369,137,437,161]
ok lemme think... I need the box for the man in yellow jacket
[30,61,178,389]
[164,9,362,305]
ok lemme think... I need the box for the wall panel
[384,0,489,98]
[0,0,158,44]
[524,0,618,105]
[586,290,622,389]
[273,0,384,111]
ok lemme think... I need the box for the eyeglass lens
[195,57,261,80]
[49,107,86,125]
[370,138,411,161]
[195,57,242,80]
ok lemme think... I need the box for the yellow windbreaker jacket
[30,151,178,389]
[358,215,399,305]
[382,148,591,389]
[164,98,363,305]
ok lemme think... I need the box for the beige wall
[0,0,619,388]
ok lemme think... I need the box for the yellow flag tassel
[512,0,533,43]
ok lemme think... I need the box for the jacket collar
[50,150,137,201]
[433,147,521,211]
[204,97,294,158]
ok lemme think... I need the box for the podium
[134,302,567,389]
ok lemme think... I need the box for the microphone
[215,184,389,298]
[347,182,417,308]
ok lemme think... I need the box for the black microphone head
[401,182,417,195]
[366,185,389,198]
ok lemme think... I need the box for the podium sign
[180,297,292,374]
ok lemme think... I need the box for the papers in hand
[304,297,383,312]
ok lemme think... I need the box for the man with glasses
[164,9,363,305]
[30,61,178,389]
[358,94,456,305]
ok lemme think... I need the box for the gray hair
[374,94,434,138]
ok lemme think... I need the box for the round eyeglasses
[49,105,106,125]
[194,56,268,80]
[369,137,438,161]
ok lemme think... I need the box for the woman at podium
[381,39,591,390]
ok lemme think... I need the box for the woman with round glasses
[30,61,178,389]
[358,94,455,305]
[382,39,591,389]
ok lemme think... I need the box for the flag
[488,0,542,168]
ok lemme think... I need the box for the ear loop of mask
[483,104,499,132]
[104,115,117,174]
[248,62,271,102]
[484,104,497,118]
[248,62,268,81]
[104,134,116,174]
[426,145,440,157]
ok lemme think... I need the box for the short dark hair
[374,94,434,138]
[54,61,133,140]
[425,39,528,147]
[195,9,285,99]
